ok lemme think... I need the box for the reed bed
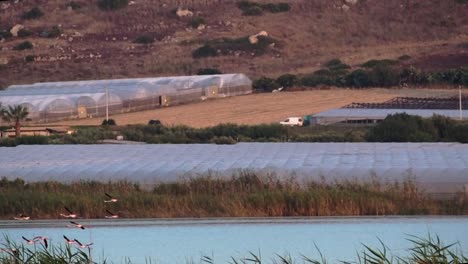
[1,234,466,264]
[0,173,467,219]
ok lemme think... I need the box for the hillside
[1,0,468,89]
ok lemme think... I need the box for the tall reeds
[0,173,466,219]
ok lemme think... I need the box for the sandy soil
[48,89,464,128]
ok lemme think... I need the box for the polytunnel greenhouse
[0,74,252,122]
[0,143,467,195]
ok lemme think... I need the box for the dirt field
[50,89,464,127]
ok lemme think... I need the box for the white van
[280,117,304,126]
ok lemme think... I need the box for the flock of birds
[1,193,119,253]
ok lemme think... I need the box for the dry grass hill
[1,0,468,89]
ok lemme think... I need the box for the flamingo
[68,221,86,230]
[63,235,76,244]
[14,214,30,220]
[104,193,118,203]
[60,207,77,218]
[33,236,49,249]
[74,239,93,249]
[105,209,119,219]
[22,236,38,245]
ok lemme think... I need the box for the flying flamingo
[74,239,93,249]
[68,221,85,230]
[63,235,76,244]
[60,207,77,218]
[105,209,119,219]
[104,193,118,203]
[33,236,49,249]
[22,236,38,245]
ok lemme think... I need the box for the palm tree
[2,105,29,137]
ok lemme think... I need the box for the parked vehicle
[279,117,304,126]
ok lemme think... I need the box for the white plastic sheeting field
[0,143,467,193]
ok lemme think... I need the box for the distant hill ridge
[0,0,467,88]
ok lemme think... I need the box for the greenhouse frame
[0,143,467,195]
[0,74,252,122]
[310,108,468,125]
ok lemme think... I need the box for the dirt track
[51,89,463,128]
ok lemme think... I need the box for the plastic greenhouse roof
[314,109,468,119]
[0,74,251,112]
[0,143,466,193]
[3,74,250,96]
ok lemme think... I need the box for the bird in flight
[14,214,30,220]
[33,236,49,249]
[60,207,77,218]
[105,209,119,219]
[104,193,118,203]
[63,235,76,244]
[74,239,93,249]
[22,236,38,245]
[68,221,85,230]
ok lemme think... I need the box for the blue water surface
[1,217,467,263]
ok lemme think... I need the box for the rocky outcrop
[10,24,24,37]
[176,7,193,17]
[248,31,268,44]
[345,0,358,5]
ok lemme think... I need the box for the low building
[0,126,72,138]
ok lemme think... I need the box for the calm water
[1,217,468,263]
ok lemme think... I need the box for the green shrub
[369,65,399,87]
[252,77,279,92]
[22,7,44,20]
[189,17,206,28]
[448,123,468,143]
[300,74,335,87]
[134,35,154,44]
[345,69,371,88]
[263,3,290,13]
[276,74,297,88]
[48,26,61,38]
[237,1,290,14]
[362,59,398,68]
[192,45,218,58]
[239,5,261,15]
[17,28,33,37]
[98,0,128,10]
[197,68,222,75]
[0,136,49,147]
[398,54,412,61]
[366,113,438,142]
[211,136,237,144]
[25,55,35,62]
[14,41,33,50]
[324,59,343,68]
[102,119,116,126]
[0,30,12,40]
[147,120,161,126]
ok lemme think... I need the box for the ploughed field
[50,89,463,127]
